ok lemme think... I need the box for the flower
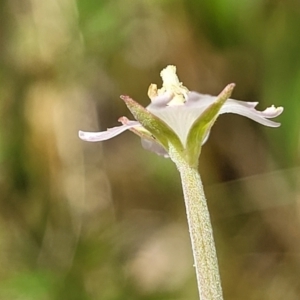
[79,66,283,164]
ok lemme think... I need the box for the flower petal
[220,99,284,127]
[147,92,212,146]
[79,121,140,142]
[141,139,169,157]
[185,92,217,108]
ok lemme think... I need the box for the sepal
[120,95,184,153]
[185,83,235,167]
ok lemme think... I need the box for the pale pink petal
[147,93,174,108]
[147,92,211,146]
[141,139,169,157]
[220,99,284,127]
[79,121,140,142]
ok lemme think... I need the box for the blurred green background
[0,0,299,299]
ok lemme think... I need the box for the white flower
[79,66,283,158]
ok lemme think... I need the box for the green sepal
[120,95,184,153]
[185,83,235,167]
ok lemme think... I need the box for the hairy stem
[169,145,223,300]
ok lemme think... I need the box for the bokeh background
[0,0,299,299]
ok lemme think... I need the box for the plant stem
[169,145,223,300]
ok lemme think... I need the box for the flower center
[148,65,189,106]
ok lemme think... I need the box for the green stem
[169,145,223,300]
